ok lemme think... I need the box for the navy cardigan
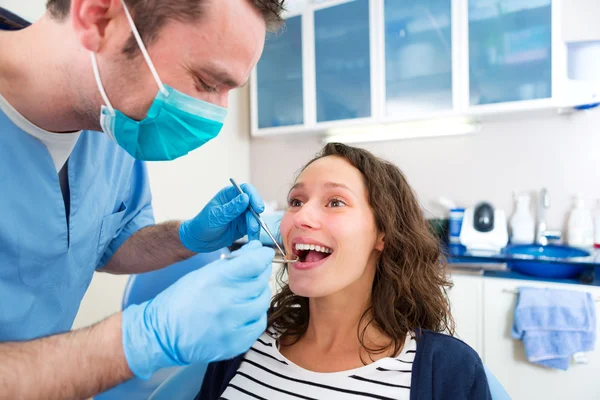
[0,7,30,31]
[195,330,492,400]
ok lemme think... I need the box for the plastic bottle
[510,193,535,244]
[449,208,465,244]
[594,199,600,249]
[567,195,594,248]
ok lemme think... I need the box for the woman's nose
[294,203,321,230]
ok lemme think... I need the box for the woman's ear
[375,232,385,252]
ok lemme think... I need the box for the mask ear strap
[120,0,169,97]
[91,52,115,115]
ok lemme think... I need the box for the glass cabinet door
[384,0,453,116]
[469,0,552,106]
[256,15,304,129]
[314,0,371,123]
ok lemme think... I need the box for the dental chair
[484,365,512,400]
[94,248,227,400]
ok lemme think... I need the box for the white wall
[250,110,600,233]
[0,0,45,21]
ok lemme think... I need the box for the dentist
[0,0,284,398]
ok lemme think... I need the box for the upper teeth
[295,243,332,253]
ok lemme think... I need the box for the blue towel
[511,287,596,370]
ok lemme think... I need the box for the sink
[504,244,591,279]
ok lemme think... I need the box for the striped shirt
[220,332,416,400]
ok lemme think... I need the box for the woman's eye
[288,198,303,207]
[328,198,346,208]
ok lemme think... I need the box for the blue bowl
[504,244,591,279]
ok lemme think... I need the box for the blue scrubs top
[0,108,155,341]
[0,11,155,340]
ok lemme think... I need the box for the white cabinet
[314,0,372,123]
[448,273,600,399]
[468,0,553,106]
[383,0,454,116]
[255,15,304,130]
[483,277,600,400]
[251,0,575,136]
[448,272,484,355]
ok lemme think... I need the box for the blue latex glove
[179,184,264,253]
[122,241,274,379]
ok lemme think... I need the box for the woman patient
[197,143,491,399]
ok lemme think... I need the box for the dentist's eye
[194,76,218,93]
[201,81,218,93]
[288,198,303,208]
[328,198,346,208]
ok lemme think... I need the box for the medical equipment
[460,202,508,252]
[229,178,298,264]
[220,252,297,264]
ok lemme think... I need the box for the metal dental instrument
[220,253,296,264]
[229,178,298,264]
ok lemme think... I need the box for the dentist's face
[80,0,266,121]
[280,156,384,298]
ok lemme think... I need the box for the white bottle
[510,193,535,244]
[567,195,594,248]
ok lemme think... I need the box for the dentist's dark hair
[268,143,455,361]
[46,0,285,56]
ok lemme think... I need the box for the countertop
[448,244,600,267]
[447,245,600,286]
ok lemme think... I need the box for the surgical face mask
[90,0,227,161]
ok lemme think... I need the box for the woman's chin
[289,278,328,298]
[289,281,315,297]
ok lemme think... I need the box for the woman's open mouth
[291,241,333,270]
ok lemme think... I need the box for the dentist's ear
[71,0,125,52]
[375,233,385,252]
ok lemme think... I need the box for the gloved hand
[121,241,274,379]
[179,183,264,253]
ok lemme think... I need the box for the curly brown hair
[268,143,454,359]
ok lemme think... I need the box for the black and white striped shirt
[220,332,416,400]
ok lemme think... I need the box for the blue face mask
[91,0,227,161]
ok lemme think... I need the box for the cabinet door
[384,0,453,116]
[468,0,552,106]
[256,15,304,129]
[448,273,483,355]
[314,0,371,123]
[483,277,600,400]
